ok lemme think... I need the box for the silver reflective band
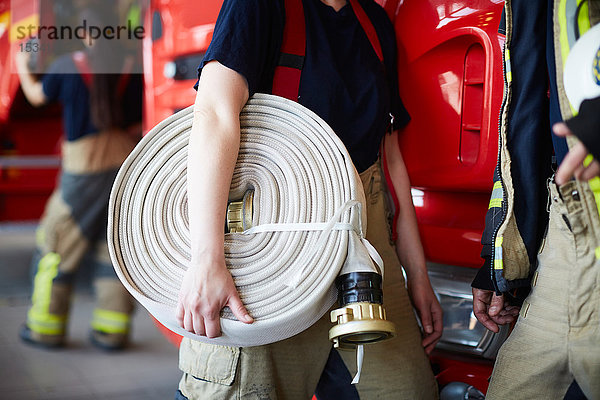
[108,94,389,347]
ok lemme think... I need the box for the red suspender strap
[349,0,396,239]
[116,56,134,96]
[348,0,383,63]
[72,51,133,96]
[273,0,383,101]
[72,51,93,87]
[272,0,306,101]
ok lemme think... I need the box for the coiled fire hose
[108,94,394,357]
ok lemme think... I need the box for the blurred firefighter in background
[14,0,143,350]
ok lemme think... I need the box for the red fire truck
[0,0,508,396]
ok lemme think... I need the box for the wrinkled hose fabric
[108,94,381,347]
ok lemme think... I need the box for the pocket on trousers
[179,338,240,385]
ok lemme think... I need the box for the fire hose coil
[108,94,382,347]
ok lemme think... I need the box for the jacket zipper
[489,19,510,294]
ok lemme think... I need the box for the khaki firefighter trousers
[25,131,137,345]
[486,180,600,400]
[177,161,438,399]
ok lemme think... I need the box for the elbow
[191,101,241,144]
[22,85,47,108]
[28,96,46,108]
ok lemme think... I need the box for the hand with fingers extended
[554,122,600,185]
[472,288,520,333]
[176,256,253,338]
[407,277,443,354]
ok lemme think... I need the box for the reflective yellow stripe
[558,0,592,116]
[489,198,503,208]
[494,235,504,270]
[489,181,503,208]
[32,252,61,308]
[126,3,142,28]
[494,259,504,270]
[559,0,571,66]
[505,48,512,83]
[26,323,64,335]
[27,310,67,335]
[557,0,590,62]
[495,236,504,247]
[28,252,65,335]
[91,309,131,334]
[595,246,600,260]
[577,1,591,36]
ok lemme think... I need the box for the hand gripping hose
[108,94,387,347]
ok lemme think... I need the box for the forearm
[186,61,249,269]
[394,196,428,282]
[384,133,443,347]
[177,61,253,335]
[383,132,428,281]
[15,55,46,107]
[187,105,240,266]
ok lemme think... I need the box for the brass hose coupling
[226,191,254,233]
[329,272,396,349]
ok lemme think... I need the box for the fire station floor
[0,222,182,400]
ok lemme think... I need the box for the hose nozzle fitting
[329,272,396,349]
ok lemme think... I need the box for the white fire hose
[108,94,389,351]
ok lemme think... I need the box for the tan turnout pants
[26,131,137,342]
[177,161,438,399]
[486,180,600,399]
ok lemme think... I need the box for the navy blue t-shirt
[42,54,143,142]
[197,0,409,172]
[43,54,96,142]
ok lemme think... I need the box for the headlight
[163,62,177,79]
[428,262,509,359]
[163,53,206,81]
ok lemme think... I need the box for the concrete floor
[0,223,182,400]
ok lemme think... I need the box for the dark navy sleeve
[385,28,410,130]
[122,74,144,128]
[41,60,65,102]
[195,0,284,96]
[367,2,410,130]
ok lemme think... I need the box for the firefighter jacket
[472,0,600,295]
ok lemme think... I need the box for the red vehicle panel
[142,0,222,131]
[394,0,505,268]
[0,1,62,221]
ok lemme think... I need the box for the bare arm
[15,51,46,107]
[383,132,443,354]
[176,61,253,338]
